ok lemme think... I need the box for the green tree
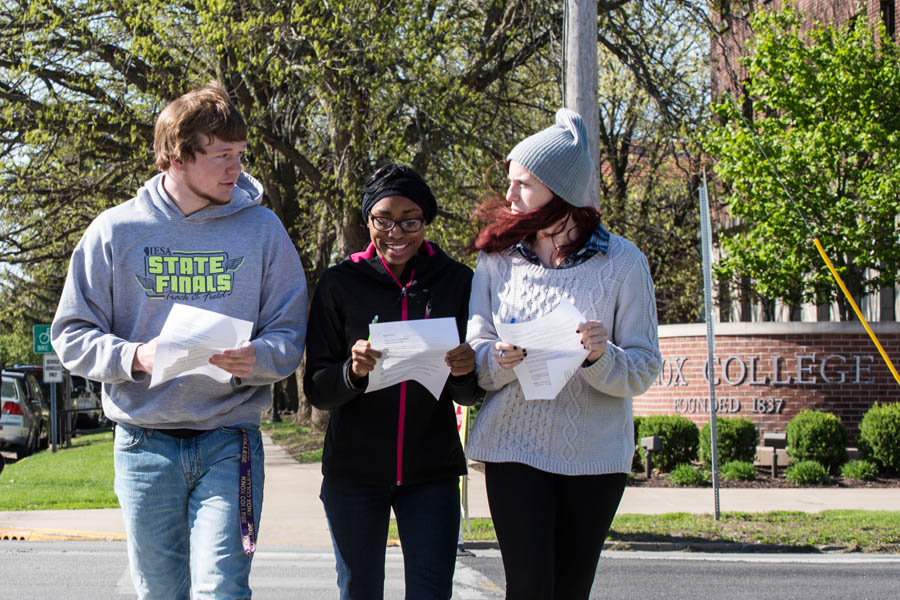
[595,0,709,323]
[1,0,718,423]
[0,326,36,367]
[0,0,561,282]
[1,0,564,425]
[704,7,900,316]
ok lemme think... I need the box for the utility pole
[564,0,600,208]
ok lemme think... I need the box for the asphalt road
[2,541,899,599]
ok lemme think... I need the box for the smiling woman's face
[367,195,425,278]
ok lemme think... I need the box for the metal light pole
[699,169,721,520]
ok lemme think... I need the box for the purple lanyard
[239,430,256,556]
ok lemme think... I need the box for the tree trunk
[280,370,299,413]
[310,404,331,434]
[337,203,369,258]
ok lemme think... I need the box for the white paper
[149,303,255,388]
[366,317,459,401]
[495,300,590,400]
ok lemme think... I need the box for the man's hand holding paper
[208,341,257,379]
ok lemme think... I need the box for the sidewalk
[1,433,898,545]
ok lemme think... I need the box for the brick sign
[634,322,900,441]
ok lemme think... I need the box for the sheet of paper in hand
[149,303,254,388]
[495,300,589,400]
[366,317,459,401]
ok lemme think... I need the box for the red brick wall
[634,323,900,442]
[711,0,898,99]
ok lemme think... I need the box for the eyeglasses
[369,216,425,233]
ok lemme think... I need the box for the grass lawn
[0,431,118,510]
[260,419,324,463]
[607,510,900,552]
[387,512,900,553]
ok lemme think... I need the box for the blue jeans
[320,477,460,600]
[113,423,264,600]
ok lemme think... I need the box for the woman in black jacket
[303,163,480,600]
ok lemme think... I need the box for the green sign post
[32,324,63,452]
[33,324,53,354]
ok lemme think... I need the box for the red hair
[469,193,602,263]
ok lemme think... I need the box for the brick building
[635,1,900,442]
[712,0,897,100]
[711,0,899,324]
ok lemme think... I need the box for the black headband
[361,177,437,224]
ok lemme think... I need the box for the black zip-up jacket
[303,242,481,486]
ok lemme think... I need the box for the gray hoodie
[51,172,307,429]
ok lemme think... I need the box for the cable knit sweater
[465,234,661,475]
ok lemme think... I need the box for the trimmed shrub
[699,417,758,466]
[785,460,830,485]
[637,415,699,472]
[858,402,900,473]
[785,410,848,472]
[670,463,708,486]
[840,459,879,481]
[719,460,757,481]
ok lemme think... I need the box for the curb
[402,538,865,554]
[603,540,819,553]
[1,530,865,554]
[0,527,126,542]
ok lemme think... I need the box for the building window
[883,1,897,40]
[740,276,753,322]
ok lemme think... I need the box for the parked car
[5,365,74,442]
[71,375,103,429]
[0,370,47,459]
[14,370,50,448]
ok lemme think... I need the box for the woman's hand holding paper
[576,320,609,364]
[349,339,382,380]
[445,343,475,376]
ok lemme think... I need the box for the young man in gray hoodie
[51,82,307,599]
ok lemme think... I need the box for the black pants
[484,462,627,600]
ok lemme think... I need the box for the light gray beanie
[507,108,594,207]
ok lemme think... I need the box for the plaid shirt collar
[510,222,610,268]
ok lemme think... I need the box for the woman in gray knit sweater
[465,109,662,599]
